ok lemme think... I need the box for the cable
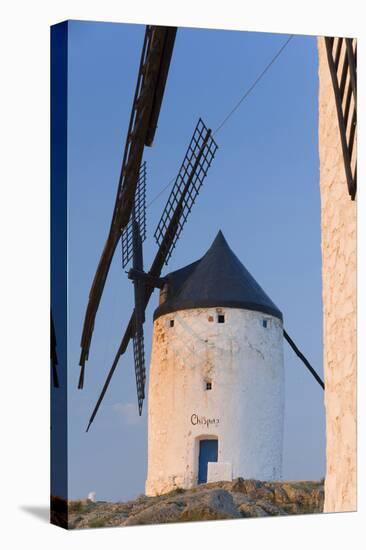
[147,175,176,208]
[213,34,294,136]
[146,34,294,208]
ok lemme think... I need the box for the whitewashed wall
[318,38,357,513]
[145,307,285,496]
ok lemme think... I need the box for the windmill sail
[85,118,218,430]
[78,26,177,385]
[154,118,218,264]
[121,162,147,268]
[131,216,146,413]
[283,330,324,389]
[133,329,146,414]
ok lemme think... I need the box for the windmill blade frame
[131,217,147,412]
[121,162,147,269]
[133,329,146,415]
[85,118,219,430]
[154,118,218,265]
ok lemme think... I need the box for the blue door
[198,439,218,484]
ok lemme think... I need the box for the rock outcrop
[55,478,324,529]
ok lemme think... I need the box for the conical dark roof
[154,231,283,321]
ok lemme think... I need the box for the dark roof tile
[154,231,283,321]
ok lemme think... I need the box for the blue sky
[66,20,324,501]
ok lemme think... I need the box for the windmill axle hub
[128,268,166,289]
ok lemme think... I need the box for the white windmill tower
[145,231,285,496]
[80,119,323,495]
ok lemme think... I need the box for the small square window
[169,319,174,328]
[262,319,268,328]
[217,314,225,324]
[208,315,214,322]
[206,382,212,390]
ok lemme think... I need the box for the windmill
[77,26,324,436]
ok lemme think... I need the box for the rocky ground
[51,478,324,529]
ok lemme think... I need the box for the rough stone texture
[63,479,324,529]
[145,307,284,496]
[318,38,357,512]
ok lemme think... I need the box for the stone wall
[317,37,357,512]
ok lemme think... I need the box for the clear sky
[66,20,324,501]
